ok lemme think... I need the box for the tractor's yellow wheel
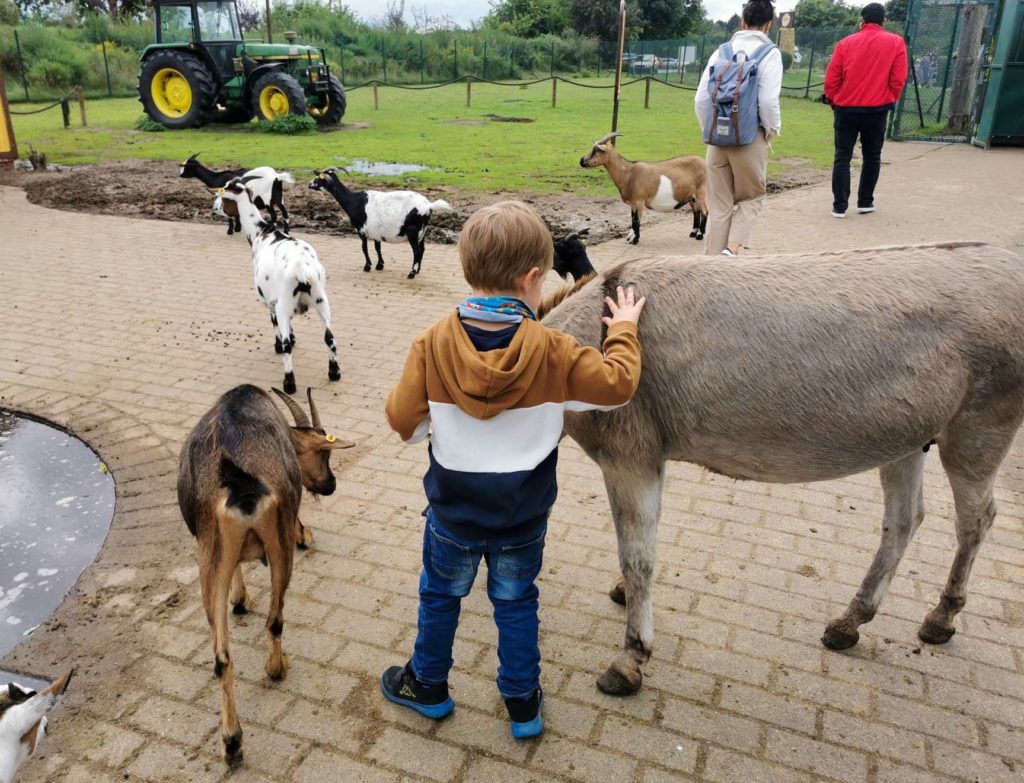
[259,85,290,118]
[250,71,307,122]
[138,51,216,129]
[151,67,193,118]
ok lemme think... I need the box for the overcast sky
[342,0,751,30]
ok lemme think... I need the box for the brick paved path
[1,143,1023,783]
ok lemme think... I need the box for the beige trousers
[703,131,769,255]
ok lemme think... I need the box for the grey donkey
[541,241,1024,696]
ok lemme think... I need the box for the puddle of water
[334,158,431,176]
[0,412,115,658]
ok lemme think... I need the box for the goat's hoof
[407,271,416,279]
[283,377,297,395]
[821,619,860,650]
[597,662,642,696]
[609,581,626,606]
[274,341,284,354]
[232,599,250,616]
[222,731,243,765]
[695,232,704,240]
[689,230,697,238]
[918,619,956,645]
[266,654,290,681]
[376,263,385,271]
[363,265,372,272]
[328,367,341,382]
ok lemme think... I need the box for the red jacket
[824,24,908,110]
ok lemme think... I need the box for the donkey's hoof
[597,663,642,696]
[821,620,859,650]
[918,620,956,645]
[223,731,243,765]
[609,582,626,606]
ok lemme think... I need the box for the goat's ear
[578,227,590,238]
[188,152,199,161]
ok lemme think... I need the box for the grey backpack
[703,41,777,147]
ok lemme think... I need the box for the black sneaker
[380,662,454,719]
[505,687,544,739]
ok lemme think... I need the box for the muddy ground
[0,158,826,245]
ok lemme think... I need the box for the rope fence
[8,86,88,127]
[343,74,827,111]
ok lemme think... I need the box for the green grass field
[10,78,836,196]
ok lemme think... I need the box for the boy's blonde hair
[458,201,553,291]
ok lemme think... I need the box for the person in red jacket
[823,3,908,217]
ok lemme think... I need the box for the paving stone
[367,727,464,782]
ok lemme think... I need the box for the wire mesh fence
[2,24,859,105]
[891,0,1001,141]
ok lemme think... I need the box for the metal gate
[891,0,1002,141]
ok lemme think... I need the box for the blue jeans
[411,512,547,700]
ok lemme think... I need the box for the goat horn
[593,132,623,146]
[189,152,200,160]
[306,387,321,430]
[272,388,311,428]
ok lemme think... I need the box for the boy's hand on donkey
[603,286,647,327]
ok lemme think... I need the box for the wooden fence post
[551,77,557,108]
[644,76,651,109]
[466,76,472,107]
[75,85,87,127]
[372,81,379,110]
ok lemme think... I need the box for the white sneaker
[721,248,735,256]
[857,205,876,214]
[831,211,846,219]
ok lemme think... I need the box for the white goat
[542,241,1024,696]
[179,153,295,229]
[218,178,340,394]
[0,670,73,783]
[579,132,707,245]
[308,167,452,278]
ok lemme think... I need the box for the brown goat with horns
[177,384,352,764]
[579,132,708,245]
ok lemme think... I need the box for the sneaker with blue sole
[380,663,454,720]
[505,688,543,739]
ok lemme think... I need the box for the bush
[256,114,316,134]
[134,114,165,131]
[781,50,793,71]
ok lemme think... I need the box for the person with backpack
[694,0,783,257]
[823,3,908,218]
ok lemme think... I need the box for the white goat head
[0,670,73,783]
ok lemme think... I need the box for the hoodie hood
[429,311,550,420]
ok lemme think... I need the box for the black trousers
[831,109,888,213]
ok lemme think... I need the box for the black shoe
[504,687,544,739]
[380,662,454,719]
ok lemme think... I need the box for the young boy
[382,201,645,738]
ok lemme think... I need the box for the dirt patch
[485,114,535,123]
[0,157,827,245]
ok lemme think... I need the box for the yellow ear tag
[325,433,336,443]
[318,173,326,180]
[217,187,225,194]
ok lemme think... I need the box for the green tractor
[138,0,346,128]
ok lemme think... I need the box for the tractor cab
[139,0,346,128]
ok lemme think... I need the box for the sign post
[610,0,627,141]
[0,65,18,165]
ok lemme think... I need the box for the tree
[484,0,570,37]
[794,0,858,29]
[567,0,706,39]
[73,0,146,21]
[725,12,740,31]
[884,0,907,24]
[237,0,262,32]
[0,0,19,23]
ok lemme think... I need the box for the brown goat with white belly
[579,132,707,245]
[177,384,352,764]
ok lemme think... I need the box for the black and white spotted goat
[308,167,452,279]
[218,178,340,394]
[179,153,296,233]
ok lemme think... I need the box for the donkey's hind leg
[919,413,1019,643]
[822,450,927,650]
[597,459,665,696]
